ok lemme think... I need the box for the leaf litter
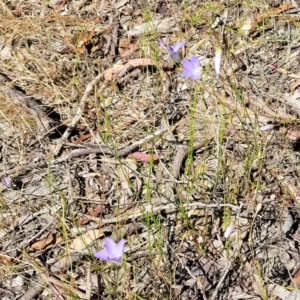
[1,0,300,299]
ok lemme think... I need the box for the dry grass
[1,0,300,299]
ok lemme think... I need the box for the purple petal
[190,55,200,69]
[94,249,110,261]
[173,41,187,52]
[181,70,193,78]
[170,51,180,62]
[115,239,125,256]
[181,59,194,72]
[169,45,175,52]
[94,238,125,265]
[105,237,118,256]
[191,71,202,80]
[111,256,123,265]
[169,43,186,63]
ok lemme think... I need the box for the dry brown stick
[116,62,134,79]
[210,260,232,300]
[79,202,241,225]
[86,263,92,300]
[53,127,168,162]
[53,71,106,156]
[172,137,214,179]
[18,219,56,249]
[110,15,118,56]
[103,33,112,55]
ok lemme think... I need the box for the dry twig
[53,71,106,156]
[79,202,242,225]
[53,127,169,162]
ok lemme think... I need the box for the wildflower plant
[168,41,187,62]
[159,39,187,62]
[181,55,202,80]
[94,237,125,265]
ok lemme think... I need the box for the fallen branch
[79,202,242,225]
[53,127,169,162]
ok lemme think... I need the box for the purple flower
[2,176,12,188]
[168,41,187,62]
[94,237,125,265]
[181,56,202,80]
[158,39,187,62]
[214,49,222,75]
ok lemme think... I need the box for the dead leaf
[70,229,104,251]
[130,152,160,162]
[88,204,104,217]
[31,234,54,250]
[286,129,300,141]
[74,132,92,144]
[12,6,22,17]
[105,58,157,81]
[127,58,156,67]
[78,217,90,225]
[240,17,258,35]
[104,64,125,81]
[0,252,12,265]
[293,268,300,285]
[86,16,101,23]
[119,38,139,57]
[119,38,130,48]
[73,30,95,54]
[256,3,295,23]
[239,4,295,36]
[55,0,66,12]
[290,79,300,92]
